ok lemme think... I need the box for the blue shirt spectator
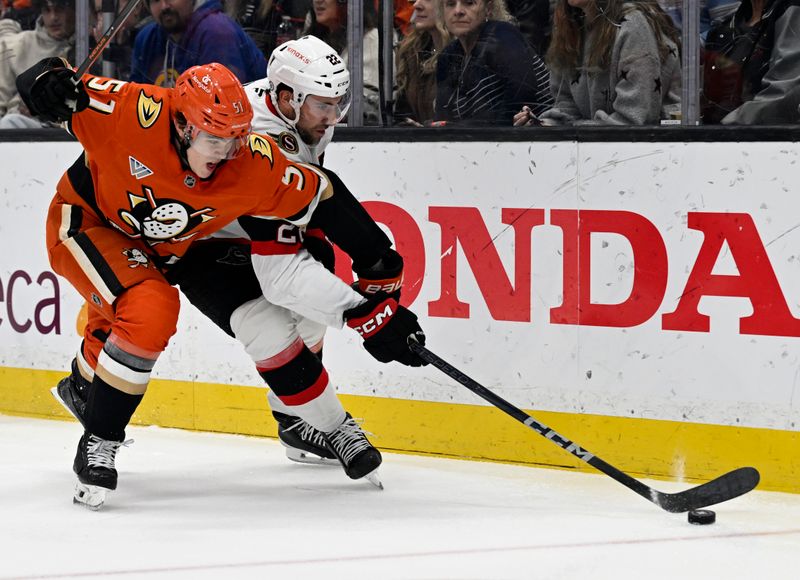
[131,0,266,86]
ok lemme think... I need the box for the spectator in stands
[658,0,740,43]
[225,0,290,59]
[518,0,681,126]
[130,0,266,86]
[435,0,552,125]
[394,0,450,125]
[90,0,150,80]
[304,0,394,124]
[2,0,38,31]
[701,0,800,124]
[0,0,74,129]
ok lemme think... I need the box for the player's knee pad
[297,317,325,354]
[230,296,300,363]
[112,278,180,354]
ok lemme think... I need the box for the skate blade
[363,470,384,490]
[285,446,338,466]
[73,482,109,511]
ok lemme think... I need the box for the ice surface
[0,415,797,579]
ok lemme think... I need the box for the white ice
[0,414,797,580]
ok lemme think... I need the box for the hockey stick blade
[409,340,760,513]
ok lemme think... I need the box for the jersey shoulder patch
[137,90,163,129]
[248,133,274,165]
[276,131,300,155]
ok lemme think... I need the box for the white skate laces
[85,435,132,468]
[326,416,372,465]
[284,418,329,448]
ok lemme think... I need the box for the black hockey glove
[303,228,336,273]
[344,294,427,367]
[16,58,89,124]
[353,249,404,301]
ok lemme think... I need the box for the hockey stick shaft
[409,341,760,513]
[72,0,144,82]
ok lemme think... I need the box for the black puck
[688,509,716,525]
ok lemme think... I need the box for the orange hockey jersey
[56,74,329,266]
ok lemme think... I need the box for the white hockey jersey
[245,78,334,165]
[218,77,363,330]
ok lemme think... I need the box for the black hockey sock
[84,377,142,442]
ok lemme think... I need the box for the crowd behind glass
[1,0,798,129]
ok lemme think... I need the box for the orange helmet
[173,63,252,139]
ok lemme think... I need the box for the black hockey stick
[408,340,760,513]
[73,0,143,82]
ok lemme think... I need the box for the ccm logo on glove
[348,298,396,338]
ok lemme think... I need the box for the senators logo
[137,91,162,128]
[277,132,299,154]
[248,134,274,166]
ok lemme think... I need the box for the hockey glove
[16,58,89,123]
[354,249,404,301]
[303,228,336,273]
[344,294,427,367]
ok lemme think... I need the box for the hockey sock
[84,377,142,442]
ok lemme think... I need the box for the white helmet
[267,35,351,127]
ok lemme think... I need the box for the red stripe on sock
[278,368,329,406]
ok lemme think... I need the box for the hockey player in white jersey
[230,35,414,475]
[245,35,348,165]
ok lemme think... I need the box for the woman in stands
[434,0,552,125]
[394,0,450,125]
[515,0,681,126]
[304,0,393,124]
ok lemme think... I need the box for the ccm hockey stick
[408,340,760,513]
[73,0,144,81]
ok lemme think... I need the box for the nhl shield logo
[137,90,163,128]
[184,175,196,188]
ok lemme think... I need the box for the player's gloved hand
[16,59,89,123]
[303,228,335,273]
[344,293,427,367]
[354,249,404,301]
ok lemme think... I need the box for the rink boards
[0,139,798,493]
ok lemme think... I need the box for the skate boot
[51,358,90,427]
[72,431,130,510]
[273,411,337,464]
[323,413,383,489]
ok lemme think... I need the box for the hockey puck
[688,509,716,525]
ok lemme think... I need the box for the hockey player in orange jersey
[17,57,426,509]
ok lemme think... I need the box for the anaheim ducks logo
[116,185,216,244]
[137,90,162,129]
[248,134,273,166]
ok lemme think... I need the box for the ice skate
[323,413,383,489]
[50,359,89,427]
[72,431,130,510]
[273,411,338,465]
